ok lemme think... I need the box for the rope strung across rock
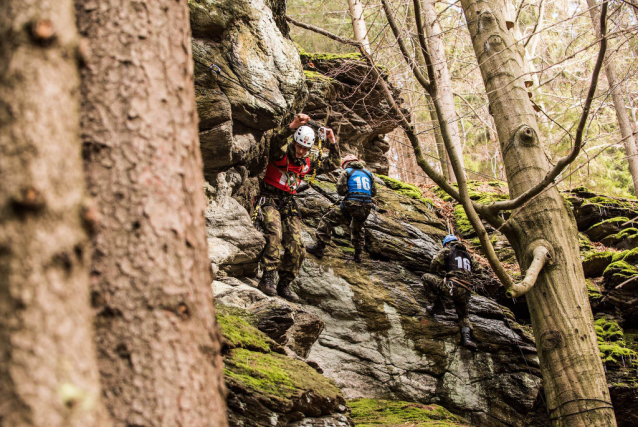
[548,398,615,421]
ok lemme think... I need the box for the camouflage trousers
[421,273,471,328]
[316,199,372,250]
[260,199,305,283]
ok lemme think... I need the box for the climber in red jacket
[255,113,340,302]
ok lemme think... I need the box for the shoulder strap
[346,168,356,180]
[362,169,372,181]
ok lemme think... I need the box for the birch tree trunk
[0,2,110,426]
[348,0,371,54]
[75,0,228,425]
[459,0,617,425]
[422,0,466,182]
[586,0,638,195]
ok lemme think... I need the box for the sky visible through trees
[289,0,638,197]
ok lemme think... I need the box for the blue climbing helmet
[442,234,459,247]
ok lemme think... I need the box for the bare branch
[523,0,544,48]
[506,245,551,298]
[412,0,438,94]
[379,0,431,92]
[484,0,609,214]
[286,16,362,47]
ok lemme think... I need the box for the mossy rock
[595,316,638,366]
[225,348,343,402]
[584,217,630,241]
[601,227,638,250]
[603,260,638,285]
[217,305,347,419]
[301,51,365,62]
[377,175,433,206]
[453,205,474,238]
[582,251,615,278]
[586,279,603,301]
[217,305,276,353]
[579,233,593,254]
[349,399,470,426]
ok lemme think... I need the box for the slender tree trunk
[460,1,617,425]
[426,95,452,180]
[75,0,228,425]
[0,2,110,426]
[348,0,371,54]
[586,0,638,195]
[422,0,465,183]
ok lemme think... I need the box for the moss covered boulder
[349,399,470,426]
[568,189,638,231]
[216,305,350,426]
[602,248,638,285]
[582,251,616,278]
[584,217,632,242]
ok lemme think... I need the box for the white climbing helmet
[293,126,315,148]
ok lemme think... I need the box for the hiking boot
[277,279,300,303]
[258,270,277,296]
[305,240,326,258]
[426,297,445,316]
[460,327,478,351]
[354,247,363,263]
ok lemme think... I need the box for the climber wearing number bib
[256,113,340,302]
[306,155,376,263]
[421,234,481,350]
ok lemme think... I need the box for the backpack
[446,244,472,274]
[345,168,373,200]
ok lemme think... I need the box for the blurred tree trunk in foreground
[0,1,110,426]
[75,0,228,425]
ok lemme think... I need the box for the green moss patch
[378,175,433,206]
[454,205,474,237]
[582,251,615,277]
[301,52,364,62]
[217,306,274,353]
[598,248,638,284]
[349,399,469,426]
[225,348,342,401]
[595,317,637,366]
[586,279,603,300]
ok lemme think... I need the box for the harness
[443,244,474,294]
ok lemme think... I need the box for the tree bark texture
[348,0,371,54]
[459,1,617,425]
[0,1,110,426]
[586,0,638,196]
[75,0,228,426]
[422,0,465,182]
[426,95,451,180]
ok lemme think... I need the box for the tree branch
[286,16,362,47]
[405,0,514,288]
[379,0,431,92]
[483,0,608,214]
[506,245,550,298]
[413,0,438,95]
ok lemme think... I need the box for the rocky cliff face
[190,1,635,426]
